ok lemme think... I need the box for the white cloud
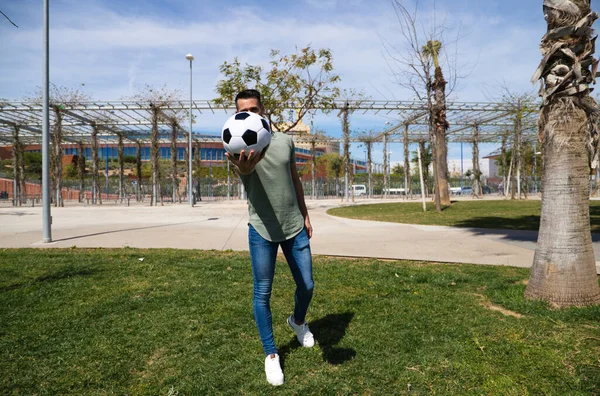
[0,0,549,162]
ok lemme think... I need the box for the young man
[226,89,315,386]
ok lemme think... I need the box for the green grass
[328,200,600,232]
[1,249,600,395]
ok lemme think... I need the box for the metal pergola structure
[1,98,541,245]
[0,99,539,146]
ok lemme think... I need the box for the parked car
[352,184,367,196]
[460,186,473,195]
[339,184,367,197]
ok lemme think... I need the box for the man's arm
[290,159,312,239]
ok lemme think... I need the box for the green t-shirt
[240,132,304,242]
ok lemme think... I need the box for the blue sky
[0,0,561,165]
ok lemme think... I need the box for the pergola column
[91,125,99,204]
[136,141,142,202]
[194,140,201,201]
[472,124,481,197]
[51,107,64,207]
[403,123,411,198]
[18,139,25,205]
[170,121,178,203]
[382,132,388,198]
[78,141,85,203]
[11,125,21,206]
[117,132,124,201]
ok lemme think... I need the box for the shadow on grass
[51,220,207,242]
[454,215,541,232]
[279,312,356,367]
[0,267,96,293]
[454,215,600,243]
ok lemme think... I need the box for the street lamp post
[186,53,194,207]
[42,0,51,242]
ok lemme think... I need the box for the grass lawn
[1,249,600,395]
[328,200,600,232]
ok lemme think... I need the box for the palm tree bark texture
[526,0,600,306]
[424,40,451,207]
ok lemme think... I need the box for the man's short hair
[235,89,262,107]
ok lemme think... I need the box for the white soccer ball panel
[221,111,272,156]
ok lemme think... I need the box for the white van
[351,184,367,196]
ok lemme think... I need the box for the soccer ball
[221,111,271,159]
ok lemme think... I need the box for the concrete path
[1,198,599,274]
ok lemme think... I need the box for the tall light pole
[42,0,51,242]
[186,54,194,206]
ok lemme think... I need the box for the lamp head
[186,54,194,61]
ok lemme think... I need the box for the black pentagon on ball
[241,129,258,145]
[235,112,251,120]
[222,128,232,144]
[261,118,270,132]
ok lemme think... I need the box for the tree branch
[0,10,18,28]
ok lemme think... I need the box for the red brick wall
[0,178,118,201]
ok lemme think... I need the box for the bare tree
[28,84,90,207]
[131,85,182,206]
[357,130,380,198]
[302,129,330,199]
[0,9,18,27]
[526,0,600,307]
[382,1,463,211]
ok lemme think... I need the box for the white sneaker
[287,315,315,347]
[264,354,284,386]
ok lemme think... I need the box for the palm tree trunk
[341,104,351,202]
[526,0,600,307]
[526,103,600,306]
[432,66,450,206]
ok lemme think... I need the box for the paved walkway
[1,197,599,273]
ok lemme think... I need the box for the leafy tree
[215,46,341,132]
[64,164,78,179]
[318,153,344,180]
[392,163,405,178]
[24,152,42,176]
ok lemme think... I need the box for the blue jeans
[248,224,314,356]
